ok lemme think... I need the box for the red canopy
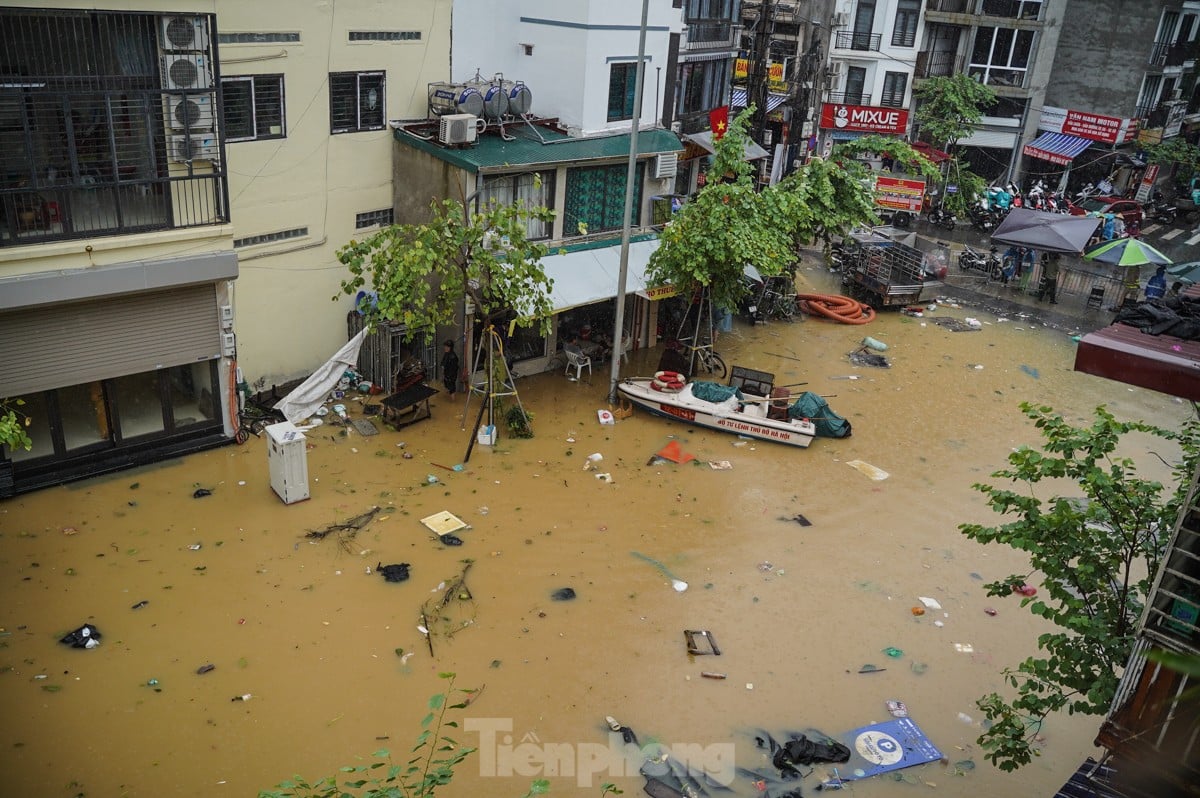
[911,141,951,164]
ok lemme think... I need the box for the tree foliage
[914,74,997,152]
[1145,137,1200,176]
[1,398,32,453]
[336,195,558,337]
[646,113,942,310]
[960,402,1200,772]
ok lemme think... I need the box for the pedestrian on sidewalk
[1037,253,1060,304]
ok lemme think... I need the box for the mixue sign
[820,103,909,135]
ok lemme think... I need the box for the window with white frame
[968,26,1034,88]
[478,170,555,240]
[608,63,639,122]
[881,72,908,108]
[221,75,285,141]
[329,71,385,133]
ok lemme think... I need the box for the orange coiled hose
[796,293,877,325]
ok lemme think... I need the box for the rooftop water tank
[428,83,485,117]
[467,78,509,121]
[503,80,533,116]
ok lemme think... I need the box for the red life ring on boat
[651,370,686,392]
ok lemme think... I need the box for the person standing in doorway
[441,340,460,397]
[1038,253,1060,304]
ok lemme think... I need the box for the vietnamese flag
[709,106,729,140]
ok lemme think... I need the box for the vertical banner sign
[1135,164,1160,203]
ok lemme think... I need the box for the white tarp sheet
[274,328,369,423]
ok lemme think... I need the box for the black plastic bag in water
[60,624,102,649]
[377,562,411,583]
[773,734,851,776]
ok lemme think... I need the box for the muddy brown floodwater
[0,276,1188,798]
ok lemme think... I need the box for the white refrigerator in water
[265,421,309,504]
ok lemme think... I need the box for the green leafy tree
[1145,137,1200,177]
[646,108,798,315]
[1,398,32,454]
[914,74,997,153]
[336,194,557,339]
[960,403,1200,772]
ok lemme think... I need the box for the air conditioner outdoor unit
[161,15,209,52]
[653,152,678,180]
[167,93,215,130]
[170,133,219,162]
[439,113,480,145]
[833,12,849,26]
[828,61,845,78]
[162,54,212,90]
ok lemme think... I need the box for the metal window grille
[348,31,421,42]
[221,75,285,141]
[0,9,229,248]
[233,226,307,248]
[355,208,393,229]
[217,32,300,44]
[330,71,385,133]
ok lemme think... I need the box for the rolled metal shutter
[0,284,221,397]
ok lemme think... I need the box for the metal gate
[346,313,437,390]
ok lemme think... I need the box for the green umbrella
[1083,237,1173,267]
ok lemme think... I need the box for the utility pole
[749,0,776,150]
[786,27,822,176]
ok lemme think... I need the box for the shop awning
[537,238,662,313]
[911,141,951,163]
[730,88,790,114]
[1023,131,1093,166]
[684,130,769,161]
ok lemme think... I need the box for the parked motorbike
[927,205,957,231]
[958,245,1002,280]
[967,204,999,233]
[1150,190,1178,224]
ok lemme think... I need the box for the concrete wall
[452,0,680,135]
[1044,0,1163,116]
[392,142,473,226]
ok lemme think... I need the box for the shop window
[564,162,645,235]
[113,371,167,440]
[58,382,111,452]
[168,363,218,428]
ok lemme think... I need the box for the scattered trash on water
[846,460,889,481]
[886,700,909,718]
[910,661,929,675]
[583,452,603,470]
[1013,583,1038,596]
[862,336,888,351]
[188,543,202,551]
[131,600,149,610]
[953,643,974,654]
[231,694,253,702]
[551,588,576,601]
[196,663,215,675]
[911,606,925,616]
[829,375,860,381]
[933,620,945,628]
[377,562,411,583]
[758,561,774,572]
[918,596,942,610]
[59,624,101,649]
[684,629,721,656]
[701,671,727,680]
[632,551,688,592]
[790,513,813,526]
[708,460,733,470]
[439,534,464,546]
[964,317,982,330]
[655,440,696,464]
[957,712,974,725]
[1020,364,1040,379]
[595,473,613,482]
[426,474,439,484]
[192,488,212,498]
[858,664,885,674]
[883,647,904,659]
[597,409,615,425]
[984,607,998,616]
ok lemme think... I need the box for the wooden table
[381,383,438,428]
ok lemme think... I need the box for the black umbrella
[990,208,1102,254]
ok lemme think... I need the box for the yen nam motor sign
[819,103,909,135]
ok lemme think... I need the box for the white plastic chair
[564,349,592,380]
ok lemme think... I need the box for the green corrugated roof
[393,124,683,173]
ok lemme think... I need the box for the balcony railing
[925,0,970,10]
[827,91,872,105]
[1135,102,1170,127]
[1150,41,1192,68]
[834,31,882,51]
[915,51,964,78]
[925,0,1042,17]
[684,19,737,48]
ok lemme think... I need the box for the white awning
[538,238,662,313]
[957,128,1019,149]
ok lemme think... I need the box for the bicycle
[683,341,727,380]
[235,401,283,444]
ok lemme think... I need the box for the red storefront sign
[1062,109,1123,144]
[875,176,926,213]
[819,103,909,135]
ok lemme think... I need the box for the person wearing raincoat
[1102,213,1116,241]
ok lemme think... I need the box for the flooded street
[0,270,1187,798]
